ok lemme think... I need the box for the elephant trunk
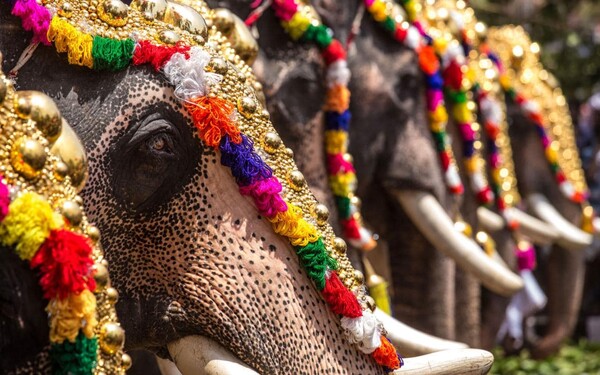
[393,190,524,297]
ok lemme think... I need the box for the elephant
[0,1,495,374]
[212,0,524,353]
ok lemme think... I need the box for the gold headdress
[0,54,127,373]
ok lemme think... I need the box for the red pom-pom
[485,121,500,139]
[442,61,463,91]
[440,151,451,169]
[372,336,402,370]
[556,171,566,183]
[342,217,361,239]
[322,272,363,318]
[476,187,494,205]
[133,41,191,71]
[572,191,585,203]
[394,27,408,42]
[30,229,95,300]
[529,113,544,125]
[450,183,465,195]
[322,40,346,65]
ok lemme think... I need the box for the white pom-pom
[405,26,421,50]
[341,311,382,354]
[445,167,462,188]
[163,47,222,100]
[326,60,351,88]
[349,227,375,249]
[559,181,575,198]
[471,171,487,191]
[521,100,540,115]
[480,96,502,125]
[449,10,465,31]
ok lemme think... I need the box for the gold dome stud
[263,132,282,154]
[50,120,88,192]
[333,237,347,254]
[353,270,364,284]
[158,29,181,44]
[14,91,63,143]
[121,353,133,370]
[106,287,119,305]
[54,161,69,181]
[61,200,83,226]
[164,1,208,39]
[99,322,125,354]
[314,204,329,225]
[364,295,377,312]
[58,2,73,18]
[208,57,228,75]
[11,137,47,179]
[237,96,257,118]
[87,225,101,243]
[227,16,259,65]
[130,0,168,20]
[98,0,129,27]
[212,8,236,36]
[288,170,306,190]
[93,263,110,292]
[284,147,294,158]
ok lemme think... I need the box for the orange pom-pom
[372,336,402,370]
[324,85,350,113]
[418,46,439,75]
[185,96,241,147]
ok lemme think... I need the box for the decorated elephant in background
[0,1,496,374]
[214,0,524,352]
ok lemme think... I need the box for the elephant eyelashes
[112,110,199,213]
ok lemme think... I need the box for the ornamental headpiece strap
[0,56,128,373]
[7,0,402,370]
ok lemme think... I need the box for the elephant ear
[0,60,128,373]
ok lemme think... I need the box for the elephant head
[206,0,524,353]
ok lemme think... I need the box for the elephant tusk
[477,207,505,232]
[504,207,559,245]
[593,217,600,235]
[527,193,592,251]
[167,335,260,375]
[393,348,494,375]
[374,308,468,356]
[394,190,523,297]
[477,207,559,245]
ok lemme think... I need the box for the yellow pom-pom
[329,172,357,196]
[283,12,311,40]
[268,203,319,247]
[499,74,512,91]
[464,157,479,173]
[545,147,558,163]
[453,103,473,124]
[47,289,98,344]
[325,130,348,154]
[0,192,63,260]
[47,17,94,68]
[429,105,448,125]
[433,38,448,55]
[369,0,388,22]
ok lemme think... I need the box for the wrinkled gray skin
[222,0,483,346]
[507,107,586,358]
[0,4,386,374]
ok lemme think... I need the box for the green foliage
[491,340,600,375]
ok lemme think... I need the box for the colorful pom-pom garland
[365,0,494,203]
[249,0,378,252]
[9,0,402,370]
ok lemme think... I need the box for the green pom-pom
[383,17,396,33]
[506,88,517,100]
[92,37,135,71]
[432,131,447,150]
[335,196,352,219]
[50,332,98,375]
[295,238,338,290]
[446,89,467,104]
[303,24,333,48]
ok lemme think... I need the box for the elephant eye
[112,108,199,212]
